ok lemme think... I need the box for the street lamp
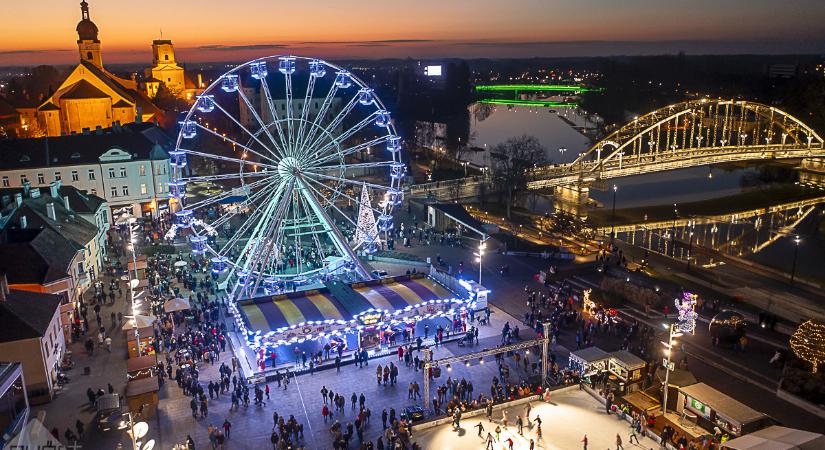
[461,161,468,177]
[474,237,487,285]
[559,147,567,159]
[661,323,683,413]
[686,224,694,271]
[790,235,801,283]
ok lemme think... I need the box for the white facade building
[0,122,172,220]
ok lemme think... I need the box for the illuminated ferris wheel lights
[387,188,403,206]
[309,59,326,78]
[235,269,250,287]
[250,61,269,79]
[179,121,197,139]
[334,71,352,88]
[169,150,188,168]
[221,74,239,92]
[210,256,229,274]
[168,180,187,199]
[363,237,379,254]
[263,276,279,294]
[390,161,406,179]
[174,209,194,227]
[189,235,208,254]
[377,214,394,232]
[358,88,375,106]
[386,135,402,153]
[195,94,215,113]
[375,110,391,127]
[278,56,296,75]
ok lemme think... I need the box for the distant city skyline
[1,0,824,66]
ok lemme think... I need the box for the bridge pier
[553,184,591,218]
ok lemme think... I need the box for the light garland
[790,320,825,373]
[675,292,698,334]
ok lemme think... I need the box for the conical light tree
[790,320,825,373]
[354,183,379,249]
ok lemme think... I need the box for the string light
[675,292,698,334]
[790,320,825,373]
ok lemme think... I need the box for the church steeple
[76,1,102,67]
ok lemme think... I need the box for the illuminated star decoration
[675,292,699,334]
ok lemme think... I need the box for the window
[157,182,164,193]
[108,168,115,178]
[119,167,127,178]
[37,173,45,184]
[140,183,147,195]
[139,165,146,176]
[121,185,129,196]
[88,169,96,180]
[77,261,84,275]
[71,171,79,182]
[86,51,92,60]
[167,78,171,82]
[54,172,61,181]
[164,54,169,61]
[110,186,118,197]
[20,175,27,184]
[1,176,8,187]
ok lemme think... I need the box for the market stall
[722,426,825,449]
[607,350,647,393]
[569,346,609,383]
[677,383,770,438]
[126,354,157,381]
[126,326,156,359]
[126,376,159,418]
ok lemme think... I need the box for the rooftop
[0,122,172,170]
[0,289,63,343]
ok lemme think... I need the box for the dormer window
[20,155,30,162]
[71,152,81,159]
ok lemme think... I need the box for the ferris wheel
[168,55,404,300]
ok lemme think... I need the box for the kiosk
[678,383,769,438]
[607,350,647,393]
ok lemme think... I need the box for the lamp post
[790,235,801,283]
[661,323,682,413]
[610,184,618,243]
[686,221,694,272]
[559,147,567,160]
[126,217,142,357]
[474,237,487,285]
[670,203,678,256]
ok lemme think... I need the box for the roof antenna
[160,28,163,40]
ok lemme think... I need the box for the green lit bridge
[474,83,599,107]
[527,99,825,190]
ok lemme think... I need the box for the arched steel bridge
[528,99,824,189]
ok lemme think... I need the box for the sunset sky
[2,0,824,66]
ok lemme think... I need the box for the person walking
[616,433,624,450]
[222,418,231,438]
[323,405,330,423]
[517,415,523,435]
[486,432,495,450]
[581,434,588,450]
[475,421,485,437]
[629,421,640,444]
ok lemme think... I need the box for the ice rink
[414,387,660,450]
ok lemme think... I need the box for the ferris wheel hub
[277,156,302,179]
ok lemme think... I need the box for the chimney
[49,180,61,199]
[82,127,90,135]
[14,193,22,207]
[20,215,27,228]
[22,181,31,196]
[46,202,56,221]
[95,125,103,135]
[135,106,143,124]
[0,272,9,302]
[64,195,71,211]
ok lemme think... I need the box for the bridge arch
[573,99,823,172]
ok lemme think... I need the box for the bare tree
[490,135,546,219]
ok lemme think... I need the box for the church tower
[76,1,102,68]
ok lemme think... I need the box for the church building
[34,1,161,137]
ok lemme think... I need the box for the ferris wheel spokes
[235,85,286,159]
[303,170,396,193]
[210,99,282,164]
[257,75,290,156]
[300,175,387,220]
[295,70,318,149]
[303,113,380,164]
[193,122,277,166]
[310,160,394,173]
[184,176,277,212]
[209,178,282,231]
[176,147,279,172]
[298,78,340,154]
[309,135,391,168]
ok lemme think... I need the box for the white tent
[163,297,191,313]
[121,314,156,330]
[723,426,825,450]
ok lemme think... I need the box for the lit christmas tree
[675,292,699,334]
[354,183,379,252]
[790,320,825,373]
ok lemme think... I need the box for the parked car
[400,405,425,422]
